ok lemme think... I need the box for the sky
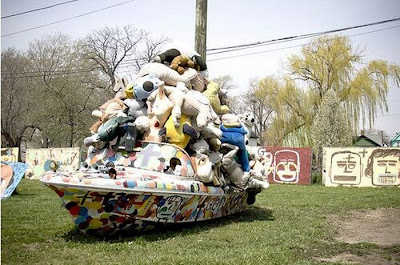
[1,0,400,139]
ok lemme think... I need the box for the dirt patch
[316,208,400,264]
[334,208,400,246]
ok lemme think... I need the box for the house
[354,130,387,147]
[390,132,400,147]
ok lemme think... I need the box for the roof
[354,135,382,147]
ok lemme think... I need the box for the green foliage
[2,180,399,264]
[248,35,400,147]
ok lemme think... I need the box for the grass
[1,179,399,265]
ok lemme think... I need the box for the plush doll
[90,98,127,134]
[220,113,250,172]
[123,98,147,119]
[170,55,195,75]
[248,150,266,181]
[144,84,174,142]
[154,48,181,64]
[190,73,207,92]
[133,74,164,101]
[238,113,256,146]
[164,86,218,130]
[113,77,128,99]
[220,143,269,191]
[190,139,222,186]
[84,116,135,149]
[202,81,230,115]
[133,63,197,87]
[162,114,197,149]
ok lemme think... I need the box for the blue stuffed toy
[220,124,250,172]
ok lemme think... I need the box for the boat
[41,141,263,236]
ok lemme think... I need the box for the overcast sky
[1,0,400,138]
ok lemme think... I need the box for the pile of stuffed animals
[84,48,269,192]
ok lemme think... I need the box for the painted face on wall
[273,150,300,183]
[330,151,362,185]
[372,155,400,185]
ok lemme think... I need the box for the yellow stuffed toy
[202,81,230,115]
[164,114,197,149]
[170,55,195,75]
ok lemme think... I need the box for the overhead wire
[1,0,136,37]
[1,0,80,19]
[206,17,400,53]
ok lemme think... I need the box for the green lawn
[1,179,399,265]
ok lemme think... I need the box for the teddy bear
[144,83,174,142]
[220,113,250,172]
[133,62,197,87]
[90,98,127,134]
[170,55,195,75]
[202,81,230,115]
[123,98,147,119]
[248,149,266,181]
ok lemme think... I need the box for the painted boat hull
[41,172,250,236]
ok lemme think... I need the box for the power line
[1,0,80,19]
[206,17,400,54]
[207,24,400,62]
[1,0,135,38]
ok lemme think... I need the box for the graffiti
[53,187,248,234]
[253,147,312,185]
[323,147,400,187]
[330,151,362,185]
[1,148,19,162]
[25,148,81,179]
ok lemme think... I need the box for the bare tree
[83,25,169,93]
[1,48,38,154]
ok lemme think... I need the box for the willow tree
[265,35,400,146]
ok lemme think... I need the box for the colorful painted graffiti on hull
[50,186,248,235]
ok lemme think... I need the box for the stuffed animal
[90,98,127,133]
[190,73,207,92]
[238,113,256,146]
[133,63,197,87]
[220,143,269,191]
[144,84,174,142]
[202,81,230,115]
[113,77,128,99]
[170,55,195,75]
[190,139,222,186]
[164,86,218,130]
[154,48,181,64]
[220,113,250,172]
[84,116,135,149]
[162,114,197,149]
[123,98,147,119]
[248,150,266,181]
[133,74,164,101]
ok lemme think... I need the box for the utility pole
[195,0,207,60]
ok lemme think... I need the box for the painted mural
[1,161,28,199]
[1,147,19,162]
[25,148,81,179]
[323,147,400,187]
[251,147,312,185]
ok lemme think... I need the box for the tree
[27,34,105,147]
[311,89,353,169]
[264,35,400,146]
[83,25,169,94]
[1,48,38,153]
